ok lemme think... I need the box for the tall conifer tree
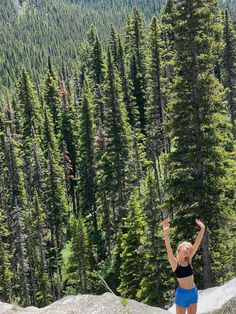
[18,69,43,139]
[115,35,147,190]
[0,109,12,302]
[62,215,92,294]
[44,64,61,136]
[169,0,235,288]
[146,16,167,209]
[60,81,79,215]
[117,191,144,299]
[128,8,147,134]
[5,131,30,305]
[222,10,236,138]
[42,105,70,299]
[137,171,170,306]
[146,17,166,156]
[78,87,97,223]
[160,0,176,154]
[96,50,131,255]
[89,33,105,128]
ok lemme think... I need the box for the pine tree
[169,0,235,288]
[77,84,105,265]
[47,56,55,79]
[222,9,236,138]
[25,191,51,307]
[91,35,104,86]
[145,16,167,210]
[62,215,92,294]
[5,131,31,305]
[102,229,123,294]
[114,35,147,191]
[60,81,79,216]
[116,36,137,127]
[160,0,176,154]
[146,16,166,156]
[42,105,70,299]
[18,69,43,142]
[0,109,12,302]
[44,64,61,136]
[127,8,147,134]
[43,102,70,242]
[124,13,132,56]
[87,25,96,47]
[89,33,106,128]
[24,115,52,305]
[96,50,132,255]
[17,71,53,303]
[0,207,12,302]
[117,191,144,299]
[137,171,171,306]
[78,86,97,226]
[17,69,44,208]
[109,25,119,67]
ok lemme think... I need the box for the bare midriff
[177,275,195,289]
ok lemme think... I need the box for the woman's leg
[176,304,186,314]
[187,303,197,314]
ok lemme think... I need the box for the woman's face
[178,244,192,258]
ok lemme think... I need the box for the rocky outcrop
[0,293,171,314]
[215,297,236,314]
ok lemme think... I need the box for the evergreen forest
[0,0,235,93]
[0,0,235,309]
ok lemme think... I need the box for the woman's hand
[163,219,170,233]
[195,218,205,229]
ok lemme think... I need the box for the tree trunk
[201,232,213,288]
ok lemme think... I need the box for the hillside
[0,0,234,93]
[0,0,164,93]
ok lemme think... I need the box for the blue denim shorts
[175,286,198,308]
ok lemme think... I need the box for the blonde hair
[176,241,193,265]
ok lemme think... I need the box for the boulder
[0,292,171,314]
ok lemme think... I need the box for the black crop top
[174,263,193,278]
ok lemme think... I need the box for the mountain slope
[0,0,234,93]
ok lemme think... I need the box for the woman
[163,219,205,314]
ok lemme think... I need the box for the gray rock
[215,297,236,314]
[0,293,171,314]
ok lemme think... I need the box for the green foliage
[61,215,92,294]
[137,170,172,306]
[0,0,165,95]
[96,49,133,255]
[44,65,62,136]
[167,0,235,288]
[6,134,31,306]
[117,191,145,299]
[0,0,233,95]
[0,0,235,308]
[222,9,236,138]
[59,81,79,215]
[121,297,128,306]
[127,8,148,134]
[78,86,96,218]
[18,69,43,141]
[0,208,12,302]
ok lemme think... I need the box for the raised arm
[190,219,205,260]
[163,220,177,271]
